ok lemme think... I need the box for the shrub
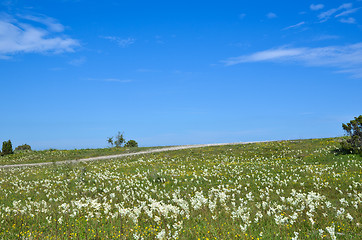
[125,140,138,148]
[341,115,362,154]
[2,140,14,155]
[15,144,32,151]
[114,132,125,147]
[107,137,114,147]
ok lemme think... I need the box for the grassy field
[0,138,361,239]
[0,146,168,166]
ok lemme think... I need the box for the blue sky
[1,0,361,149]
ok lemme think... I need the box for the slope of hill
[0,138,360,239]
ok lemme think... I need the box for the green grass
[0,146,169,166]
[0,137,361,239]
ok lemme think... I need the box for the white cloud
[339,17,356,24]
[0,13,79,57]
[18,14,65,32]
[223,43,362,78]
[1,0,15,7]
[310,4,324,11]
[283,21,305,30]
[101,36,135,47]
[313,34,340,41]
[318,3,353,22]
[49,67,64,71]
[266,12,277,19]
[69,56,86,66]
[224,48,305,65]
[339,3,353,9]
[335,8,359,17]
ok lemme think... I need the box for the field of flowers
[0,146,165,166]
[0,138,361,239]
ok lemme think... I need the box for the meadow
[0,146,166,166]
[0,138,361,239]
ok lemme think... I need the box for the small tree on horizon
[114,131,126,147]
[2,140,14,155]
[15,144,32,151]
[341,115,362,154]
[125,140,138,148]
[107,137,114,147]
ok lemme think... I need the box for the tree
[341,115,362,154]
[125,140,138,148]
[114,131,125,147]
[107,137,114,147]
[2,140,14,155]
[15,144,32,151]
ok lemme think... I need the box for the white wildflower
[346,213,354,221]
[156,229,166,239]
[291,231,299,240]
[326,225,336,240]
[58,216,63,225]
[240,224,247,232]
[318,229,324,238]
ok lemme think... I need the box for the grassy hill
[0,146,167,166]
[0,137,361,239]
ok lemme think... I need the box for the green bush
[107,137,114,147]
[2,140,14,155]
[15,144,32,151]
[114,132,125,147]
[125,140,138,148]
[341,115,362,154]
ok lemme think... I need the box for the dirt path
[0,141,269,169]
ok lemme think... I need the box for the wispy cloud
[49,67,64,71]
[339,17,356,24]
[0,12,79,58]
[283,21,305,30]
[335,8,359,17]
[310,4,324,11]
[224,48,305,64]
[101,36,135,47]
[154,35,164,44]
[68,56,86,66]
[313,34,340,41]
[239,13,246,19]
[223,43,362,78]
[266,12,277,19]
[318,3,355,22]
[1,1,14,7]
[17,14,65,32]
